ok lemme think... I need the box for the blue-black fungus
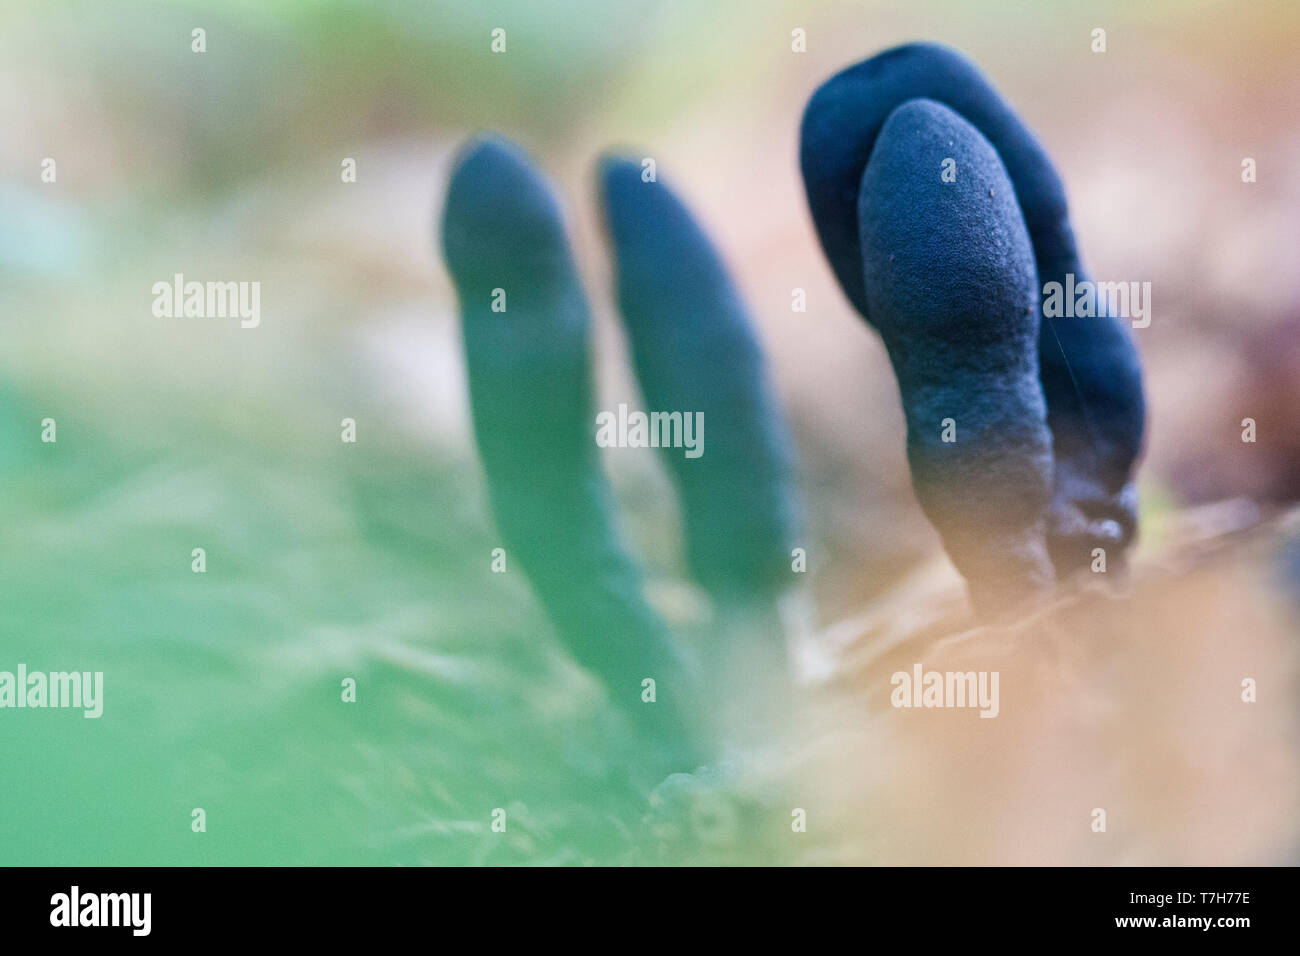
[599,157,800,599]
[857,99,1055,612]
[801,42,1145,576]
[441,135,698,749]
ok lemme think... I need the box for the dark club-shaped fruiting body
[857,99,1055,613]
[801,42,1145,577]
[599,157,800,600]
[441,136,698,749]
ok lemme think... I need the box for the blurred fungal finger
[598,156,800,601]
[800,42,1145,577]
[857,99,1055,615]
[440,135,698,749]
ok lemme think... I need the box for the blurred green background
[1,0,1296,864]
